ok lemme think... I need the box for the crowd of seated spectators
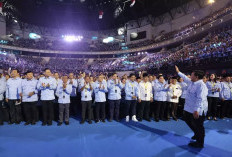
[0,26,232,76]
[3,5,232,52]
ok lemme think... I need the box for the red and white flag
[99,11,104,19]
[130,0,136,7]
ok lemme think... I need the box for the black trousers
[81,101,92,121]
[70,96,78,116]
[183,111,205,145]
[41,100,54,123]
[54,96,59,121]
[168,102,178,118]
[23,102,37,123]
[178,98,185,117]
[8,100,22,123]
[154,101,166,120]
[109,100,120,120]
[125,100,137,117]
[207,97,219,117]
[221,100,232,118]
[95,102,106,120]
[150,101,155,119]
[138,101,150,120]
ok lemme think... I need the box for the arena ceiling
[4,0,192,30]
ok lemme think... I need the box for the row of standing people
[0,68,231,126]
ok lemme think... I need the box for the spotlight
[208,0,215,4]
[29,33,41,39]
[63,35,83,42]
[130,32,138,38]
[102,37,114,43]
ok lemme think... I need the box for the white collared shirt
[167,83,182,103]
[178,72,208,115]
[6,77,22,100]
[138,81,153,101]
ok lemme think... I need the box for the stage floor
[0,118,232,157]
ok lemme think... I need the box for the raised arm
[175,65,191,84]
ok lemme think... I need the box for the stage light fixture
[29,33,41,39]
[63,35,83,42]
[208,0,215,4]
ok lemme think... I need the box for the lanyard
[144,82,148,90]
[85,83,89,95]
[129,81,134,91]
[172,84,177,94]
[211,81,215,88]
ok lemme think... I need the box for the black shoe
[155,119,159,122]
[138,118,142,122]
[47,122,52,126]
[191,135,197,140]
[102,119,105,123]
[95,120,100,123]
[65,121,69,125]
[161,118,167,121]
[8,121,13,125]
[80,120,85,124]
[188,142,204,148]
[115,119,120,122]
[24,122,30,126]
[88,120,92,124]
[173,117,178,121]
[145,118,151,122]
[15,121,20,125]
[57,122,62,126]
[42,122,46,126]
[31,121,36,125]
[0,122,3,125]
[108,119,113,122]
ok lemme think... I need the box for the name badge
[85,95,87,98]
[131,92,134,95]
[115,90,117,93]
[63,95,65,99]
[145,94,147,97]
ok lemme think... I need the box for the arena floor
[0,118,232,157]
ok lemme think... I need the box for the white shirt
[0,77,6,101]
[56,82,72,104]
[138,81,153,101]
[167,83,182,103]
[37,76,56,101]
[178,72,208,116]
[6,77,22,100]
[68,79,78,97]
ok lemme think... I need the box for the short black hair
[12,68,19,73]
[157,75,164,79]
[44,68,50,72]
[26,71,33,75]
[129,73,136,78]
[172,76,177,80]
[136,76,141,80]
[193,70,205,79]
[143,73,148,78]
[222,73,230,78]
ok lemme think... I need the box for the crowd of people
[0,66,232,148]
[4,5,232,52]
[1,25,232,75]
